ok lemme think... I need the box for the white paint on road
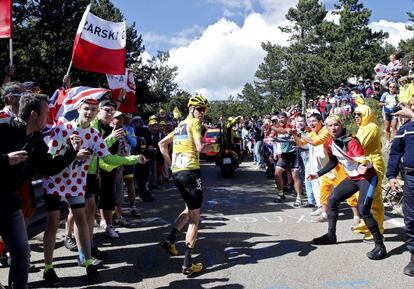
[234,216,258,223]
[384,215,405,228]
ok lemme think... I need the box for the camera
[393,106,402,113]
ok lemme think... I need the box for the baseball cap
[99,99,117,108]
[78,97,99,107]
[149,119,158,126]
[113,111,125,118]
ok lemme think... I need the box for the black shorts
[384,112,395,122]
[276,152,300,170]
[173,170,203,210]
[86,174,99,199]
[123,165,134,178]
[44,194,85,212]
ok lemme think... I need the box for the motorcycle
[217,148,239,178]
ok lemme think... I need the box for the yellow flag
[173,106,182,119]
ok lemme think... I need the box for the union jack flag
[0,111,13,124]
[49,86,110,125]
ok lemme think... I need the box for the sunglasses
[354,113,362,118]
[102,108,115,114]
[194,107,207,113]
[409,62,414,65]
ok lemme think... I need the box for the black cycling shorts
[173,170,203,210]
[276,151,300,170]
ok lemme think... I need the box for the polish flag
[106,68,136,113]
[0,0,12,38]
[72,4,126,75]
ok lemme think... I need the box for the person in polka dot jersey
[41,98,145,286]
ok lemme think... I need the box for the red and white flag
[72,4,126,75]
[49,86,110,124]
[106,68,136,113]
[0,0,12,38]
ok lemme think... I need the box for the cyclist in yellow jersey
[159,94,212,276]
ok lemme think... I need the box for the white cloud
[158,0,414,101]
[369,20,414,46]
[167,1,295,100]
[324,10,340,24]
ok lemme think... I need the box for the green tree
[281,0,329,99]
[327,0,388,80]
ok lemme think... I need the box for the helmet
[149,115,158,121]
[187,94,208,108]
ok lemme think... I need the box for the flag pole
[9,38,13,65]
[66,3,91,78]
[66,60,72,77]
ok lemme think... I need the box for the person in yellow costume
[293,113,358,223]
[219,116,242,156]
[349,104,385,241]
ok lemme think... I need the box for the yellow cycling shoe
[162,241,178,256]
[182,262,203,276]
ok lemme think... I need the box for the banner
[72,4,126,74]
[0,0,12,38]
[49,86,110,124]
[106,68,136,113]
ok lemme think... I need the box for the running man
[158,94,212,276]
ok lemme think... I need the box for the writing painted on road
[232,215,309,224]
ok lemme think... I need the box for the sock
[322,212,328,218]
[44,263,53,273]
[79,250,86,262]
[84,258,93,268]
[183,246,193,268]
[168,228,178,244]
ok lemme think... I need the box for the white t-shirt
[42,121,110,197]
[380,92,397,113]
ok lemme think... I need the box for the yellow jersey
[168,116,202,172]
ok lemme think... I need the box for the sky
[111,0,414,100]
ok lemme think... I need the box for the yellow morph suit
[319,164,348,205]
[348,105,385,236]
[302,125,357,208]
